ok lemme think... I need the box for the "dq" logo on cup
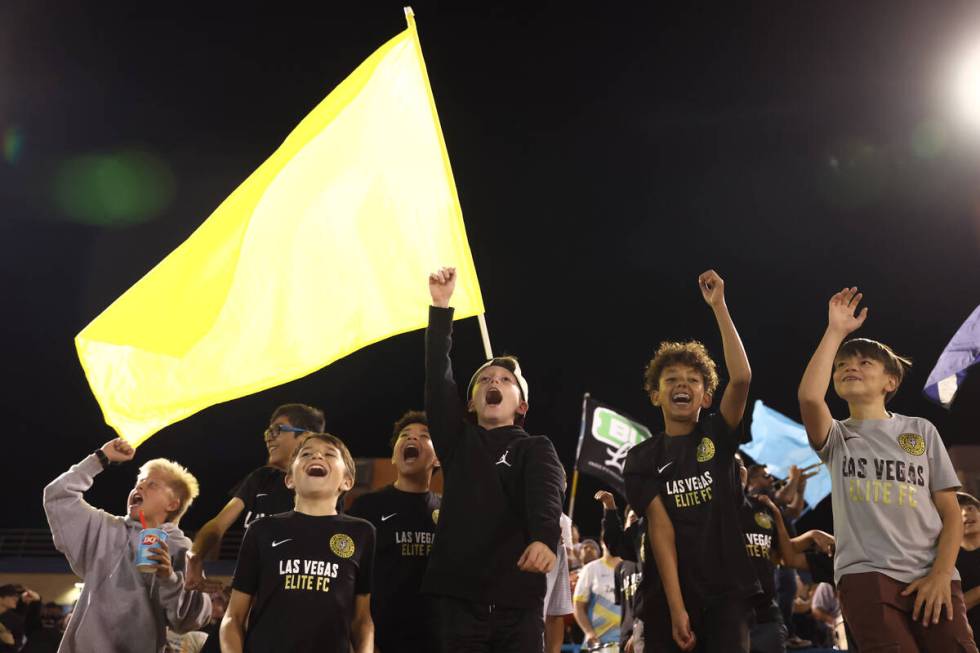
[142,534,159,546]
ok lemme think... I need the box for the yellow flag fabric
[75,12,484,446]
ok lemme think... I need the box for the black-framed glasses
[264,424,308,440]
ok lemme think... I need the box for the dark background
[2,1,979,537]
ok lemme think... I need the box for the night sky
[3,1,979,536]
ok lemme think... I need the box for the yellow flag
[76,10,484,446]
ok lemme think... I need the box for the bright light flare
[953,43,980,126]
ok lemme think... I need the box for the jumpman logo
[496,450,512,467]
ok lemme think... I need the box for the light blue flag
[924,304,980,408]
[741,400,832,510]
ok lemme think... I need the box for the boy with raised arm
[424,266,565,652]
[798,287,976,652]
[221,433,374,653]
[43,439,210,652]
[623,270,760,653]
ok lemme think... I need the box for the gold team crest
[696,437,715,463]
[898,433,925,457]
[432,509,440,525]
[330,533,355,559]
[754,512,773,530]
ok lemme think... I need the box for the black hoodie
[421,306,564,608]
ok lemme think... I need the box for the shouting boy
[348,411,441,652]
[424,266,564,652]
[43,439,211,652]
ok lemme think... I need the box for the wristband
[94,449,111,469]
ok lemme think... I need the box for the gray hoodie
[43,454,211,653]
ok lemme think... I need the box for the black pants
[643,594,751,653]
[437,596,544,653]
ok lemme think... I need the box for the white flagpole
[477,313,493,360]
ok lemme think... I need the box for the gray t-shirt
[811,582,840,618]
[544,514,574,617]
[816,413,960,584]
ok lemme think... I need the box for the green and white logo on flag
[590,406,653,474]
[592,407,651,449]
[577,397,653,498]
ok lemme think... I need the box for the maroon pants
[839,572,979,652]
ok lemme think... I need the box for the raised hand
[428,267,456,308]
[594,490,617,511]
[828,287,868,336]
[698,269,726,309]
[101,438,135,463]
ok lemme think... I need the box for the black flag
[575,395,652,498]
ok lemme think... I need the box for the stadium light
[953,42,980,126]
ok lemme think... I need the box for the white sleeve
[573,562,593,603]
[925,420,960,492]
[815,420,844,462]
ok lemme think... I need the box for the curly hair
[643,340,720,397]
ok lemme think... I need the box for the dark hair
[643,340,720,396]
[287,432,356,491]
[835,338,912,404]
[270,403,325,432]
[957,492,980,509]
[747,464,767,478]
[390,410,428,448]
[0,585,20,598]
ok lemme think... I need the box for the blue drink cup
[136,528,168,573]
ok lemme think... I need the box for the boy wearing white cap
[423,267,565,653]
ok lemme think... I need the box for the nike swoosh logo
[657,462,673,474]
[255,493,269,497]
[271,539,292,547]
[381,513,397,522]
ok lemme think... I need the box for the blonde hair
[138,459,201,523]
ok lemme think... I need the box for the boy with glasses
[186,404,325,589]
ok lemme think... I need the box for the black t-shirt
[739,495,778,613]
[231,466,296,529]
[232,511,376,653]
[0,611,23,653]
[957,546,980,636]
[623,412,761,608]
[614,559,643,646]
[348,485,441,651]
